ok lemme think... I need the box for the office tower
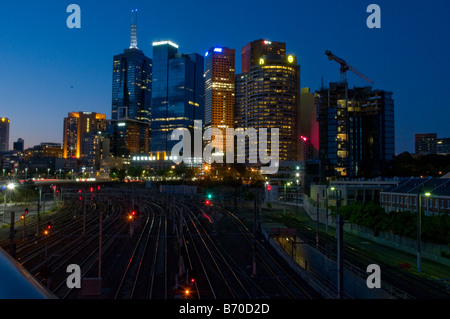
[241,39,286,73]
[299,88,319,160]
[415,133,437,155]
[437,137,450,155]
[317,83,395,179]
[63,112,106,159]
[204,46,235,152]
[0,117,10,152]
[13,138,24,152]
[107,119,149,158]
[151,41,204,153]
[112,11,152,124]
[235,43,300,163]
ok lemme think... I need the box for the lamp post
[3,183,15,223]
[284,182,291,214]
[417,191,431,273]
[330,186,343,298]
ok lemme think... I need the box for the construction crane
[325,50,374,85]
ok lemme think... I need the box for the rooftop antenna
[129,9,138,49]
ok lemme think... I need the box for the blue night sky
[0,0,449,154]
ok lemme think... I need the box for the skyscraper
[151,41,204,153]
[0,117,10,152]
[204,46,235,152]
[63,112,106,159]
[235,42,300,163]
[112,11,152,123]
[241,39,286,73]
[13,138,24,152]
[317,83,395,179]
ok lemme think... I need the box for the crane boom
[325,50,373,85]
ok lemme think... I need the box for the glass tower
[151,41,204,153]
[112,13,152,123]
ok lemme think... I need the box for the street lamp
[417,191,431,273]
[284,182,292,214]
[3,183,15,223]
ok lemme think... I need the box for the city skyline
[1,0,449,153]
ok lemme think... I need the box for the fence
[303,194,450,266]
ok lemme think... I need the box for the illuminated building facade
[437,138,450,155]
[63,112,107,159]
[151,41,204,153]
[241,39,286,73]
[299,88,319,161]
[112,12,152,124]
[235,43,301,163]
[415,133,437,155]
[106,119,149,158]
[0,117,10,152]
[317,83,395,179]
[204,46,235,153]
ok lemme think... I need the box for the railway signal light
[43,230,49,235]
[21,215,25,220]
[46,222,52,230]
[25,208,29,215]
[267,184,271,191]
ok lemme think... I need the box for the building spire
[129,9,138,49]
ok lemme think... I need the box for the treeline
[332,202,450,245]
[389,152,450,177]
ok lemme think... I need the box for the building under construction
[316,82,394,179]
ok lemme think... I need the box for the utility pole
[83,187,86,234]
[36,186,42,236]
[9,211,15,257]
[316,193,320,247]
[252,189,259,277]
[98,209,102,279]
[336,190,343,299]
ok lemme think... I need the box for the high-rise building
[151,41,204,153]
[63,112,106,159]
[437,137,450,155]
[112,11,152,124]
[299,88,319,160]
[235,43,300,163]
[241,39,286,73]
[415,133,437,155]
[0,117,10,152]
[106,119,149,158]
[204,46,235,152]
[317,83,395,179]
[13,138,24,152]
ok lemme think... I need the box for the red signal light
[267,185,272,191]
[191,278,195,283]
[205,200,210,205]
